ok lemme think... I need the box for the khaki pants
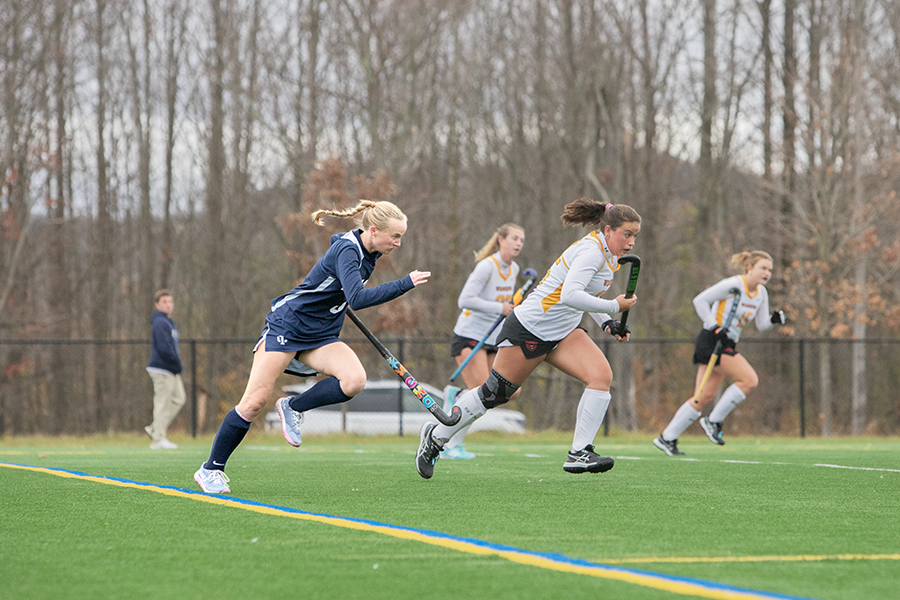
[148,371,186,441]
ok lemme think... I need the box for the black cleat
[415,423,443,479]
[563,445,615,474]
[653,434,685,456]
[700,417,725,445]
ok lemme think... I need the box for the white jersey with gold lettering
[692,275,772,341]
[513,231,621,341]
[453,253,520,344]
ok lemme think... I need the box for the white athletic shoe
[562,445,614,474]
[699,417,725,445]
[415,423,443,479]
[276,397,304,447]
[150,438,178,450]
[194,466,231,494]
[441,445,475,459]
[143,425,153,439]
[653,434,685,456]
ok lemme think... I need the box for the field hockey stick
[692,288,742,401]
[346,308,461,426]
[616,255,641,331]
[449,268,539,383]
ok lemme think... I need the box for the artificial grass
[1,432,897,600]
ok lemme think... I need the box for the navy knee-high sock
[203,408,251,471]
[288,376,352,412]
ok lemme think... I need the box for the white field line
[617,456,900,473]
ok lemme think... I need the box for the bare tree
[699,0,718,232]
[161,0,190,288]
[780,0,797,274]
[121,0,155,310]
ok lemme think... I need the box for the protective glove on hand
[602,319,631,338]
[711,326,731,343]
[771,309,785,325]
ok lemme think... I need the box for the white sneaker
[194,465,231,494]
[441,445,475,459]
[143,425,153,439]
[276,397,304,447]
[150,438,178,450]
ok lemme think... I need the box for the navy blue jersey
[265,229,413,346]
[148,310,182,374]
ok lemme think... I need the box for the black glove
[602,320,631,338]
[771,309,785,325]
[711,326,730,343]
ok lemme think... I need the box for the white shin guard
[570,389,612,452]
[432,388,486,444]
[708,383,746,423]
[662,401,702,441]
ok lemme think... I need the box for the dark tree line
[2,0,899,434]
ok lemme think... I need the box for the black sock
[203,408,251,470]
[288,376,352,412]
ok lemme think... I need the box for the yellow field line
[600,553,900,565]
[2,462,835,600]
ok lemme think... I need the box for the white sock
[662,402,701,441]
[570,389,612,452]
[445,424,471,449]
[432,388,486,444]
[708,384,746,423]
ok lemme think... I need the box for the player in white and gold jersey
[444,223,524,459]
[417,198,641,479]
[654,251,786,456]
[513,230,622,341]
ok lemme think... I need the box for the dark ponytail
[560,198,641,229]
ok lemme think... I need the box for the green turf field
[1,432,897,600]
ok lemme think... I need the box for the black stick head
[618,254,641,267]
[619,254,641,297]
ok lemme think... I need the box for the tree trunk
[851,273,867,435]
[48,0,75,434]
[447,27,461,316]
[759,0,772,182]
[91,0,114,433]
[780,0,796,274]
[161,0,185,288]
[848,0,868,435]
[206,0,227,423]
[699,0,717,232]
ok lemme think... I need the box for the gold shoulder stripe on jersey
[541,283,563,313]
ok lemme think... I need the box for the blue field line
[2,461,821,600]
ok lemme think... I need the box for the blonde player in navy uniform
[194,200,430,494]
[653,251,785,456]
[443,223,525,459]
[417,199,640,478]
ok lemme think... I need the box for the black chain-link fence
[2,337,899,437]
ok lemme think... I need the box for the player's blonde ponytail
[730,250,773,272]
[312,200,407,230]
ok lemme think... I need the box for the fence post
[603,339,611,436]
[191,340,198,438]
[798,339,805,438]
